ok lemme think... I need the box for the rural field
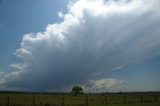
[0,92,160,106]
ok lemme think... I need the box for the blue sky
[0,0,160,92]
[0,0,67,69]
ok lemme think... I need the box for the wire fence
[0,94,159,106]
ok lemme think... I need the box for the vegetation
[0,92,160,106]
[71,86,83,96]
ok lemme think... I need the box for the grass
[0,92,160,106]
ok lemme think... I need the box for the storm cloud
[1,0,160,91]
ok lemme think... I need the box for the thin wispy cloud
[0,0,160,92]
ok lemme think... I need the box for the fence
[0,94,159,106]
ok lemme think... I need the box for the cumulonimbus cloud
[1,0,160,91]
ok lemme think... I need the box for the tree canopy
[71,86,83,96]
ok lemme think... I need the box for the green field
[0,92,160,106]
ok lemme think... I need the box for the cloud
[1,0,160,91]
[0,72,5,82]
[84,78,124,92]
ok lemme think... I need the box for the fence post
[154,95,159,102]
[141,95,143,103]
[7,96,9,106]
[33,97,35,106]
[61,96,64,106]
[104,95,107,105]
[40,103,42,106]
[86,96,88,106]
[124,96,126,104]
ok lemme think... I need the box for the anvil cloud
[1,0,160,91]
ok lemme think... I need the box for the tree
[71,86,83,96]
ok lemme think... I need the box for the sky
[0,0,160,92]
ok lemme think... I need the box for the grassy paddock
[0,92,160,106]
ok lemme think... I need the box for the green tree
[71,86,83,96]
